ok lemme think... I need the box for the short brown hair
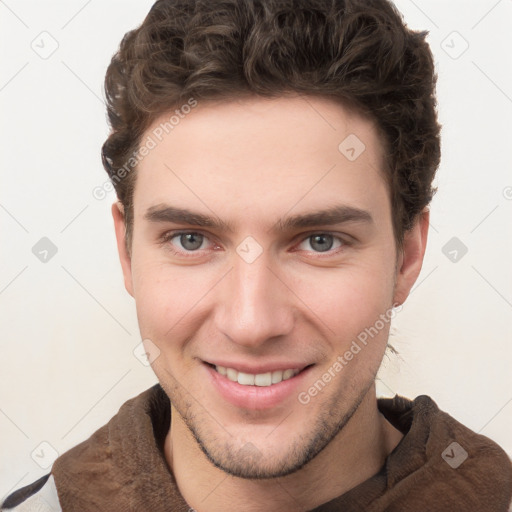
[101,0,441,253]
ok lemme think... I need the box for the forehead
[133,95,389,225]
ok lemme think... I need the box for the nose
[214,253,294,349]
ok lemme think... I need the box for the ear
[112,202,134,297]
[393,209,430,306]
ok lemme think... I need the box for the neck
[164,383,403,511]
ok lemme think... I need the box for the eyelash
[159,230,350,258]
[160,231,216,256]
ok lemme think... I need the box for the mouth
[202,361,314,410]
[205,363,307,386]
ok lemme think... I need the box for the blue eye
[169,232,208,252]
[298,234,343,253]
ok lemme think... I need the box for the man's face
[114,95,420,478]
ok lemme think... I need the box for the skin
[112,94,429,511]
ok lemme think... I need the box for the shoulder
[2,385,167,511]
[379,394,512,511]
[1,473,61,511]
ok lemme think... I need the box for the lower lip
[203,363,313,410]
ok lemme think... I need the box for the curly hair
[101,0,441,253]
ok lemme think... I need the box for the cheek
[294,257,396,347]
[130,257,212,342]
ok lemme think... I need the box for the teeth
[215,366,300,387]
[237,372,255,385]
[282,369,295,380]
[271,370,283,384]
[254,372,272,386]
[226,367,238,382]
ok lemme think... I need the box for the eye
[166,232,211,252]
[297,234,344,253]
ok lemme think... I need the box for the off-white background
[1,0,511,500]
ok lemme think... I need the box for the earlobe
[393,209,430,306]
[111,202,134,297]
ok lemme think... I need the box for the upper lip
[203,359,312,374]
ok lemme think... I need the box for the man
[2,0,511,510]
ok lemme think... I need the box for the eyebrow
[273,205,373,232]
[144,204,373,233]
[145,205,234,232]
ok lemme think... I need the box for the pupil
[181,233,203,250]
[311,234,333,252]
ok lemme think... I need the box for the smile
[203,361,314,410]
[214,365,300,387]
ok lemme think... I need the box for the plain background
[1,0,511,500]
